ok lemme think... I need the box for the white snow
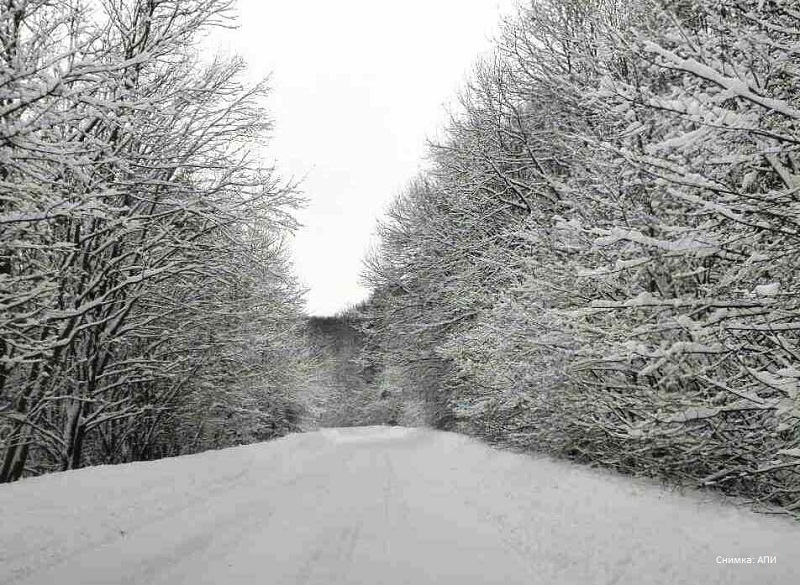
[753,282,781,297]
[1,426,799,584]
[642,41,800,121]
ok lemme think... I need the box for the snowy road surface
[1,426,799,584]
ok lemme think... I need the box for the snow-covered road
[1,426,799,584]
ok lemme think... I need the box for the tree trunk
[62,399,84,471]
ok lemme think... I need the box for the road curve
[1,426,799,584]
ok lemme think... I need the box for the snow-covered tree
[363,0,800,512]
[0,0,307,481]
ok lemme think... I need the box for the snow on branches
[0,0,306,482]
[363,0,800,514]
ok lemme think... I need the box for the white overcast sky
[215,0,517,315]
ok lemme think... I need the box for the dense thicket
[0,0,307,481]
[364,0,800,514]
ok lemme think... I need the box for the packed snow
[1,427,799,584]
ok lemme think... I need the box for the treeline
[0,0,308,482]
[300,313,408,428]
[363,0,800,513]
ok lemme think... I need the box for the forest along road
[1,427,800,585]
